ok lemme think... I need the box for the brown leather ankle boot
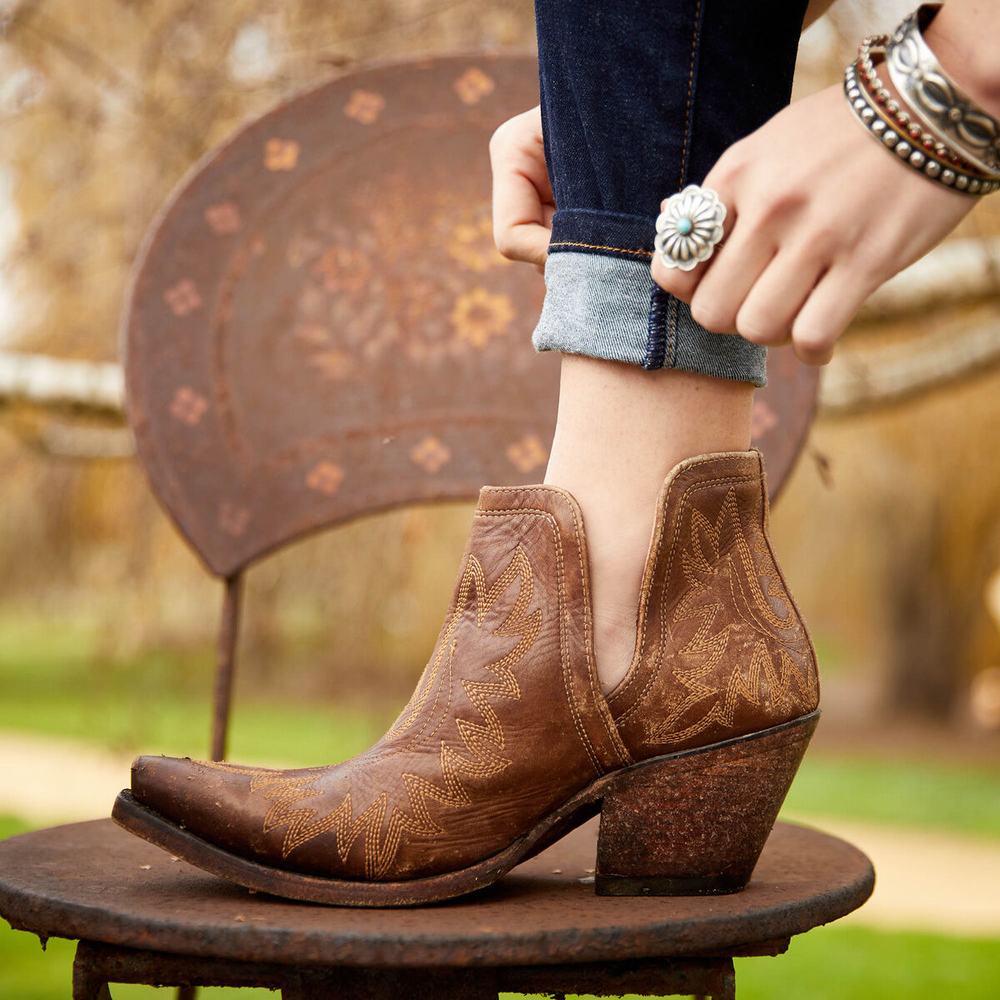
[113,449,819,906]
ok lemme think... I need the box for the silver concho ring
[654,184,727,271]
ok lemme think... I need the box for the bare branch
[23,421,134,459]
[860,237,1000,320]
[821,317,1000,413]
[0,351,124,415]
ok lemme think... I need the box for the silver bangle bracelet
[844,61,1000,195]
[887,3,1000,178]
[856,33,965,171]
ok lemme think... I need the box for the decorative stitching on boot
[477,491,632,769]
[609,459,749,709]
[200,544,544,879]
[617,479,817,744]
[616,474,755,725]
[387,618,456,743]
[646,486,816,745]
[476,508,604,776]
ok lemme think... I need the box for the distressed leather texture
[131,450,818,882]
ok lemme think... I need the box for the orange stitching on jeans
[549,241,653,258]
[678,0,703,188]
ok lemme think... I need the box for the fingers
[492,214,551,267]
[650,241,702,303]
[790,262,875,365]
[687,222,777,334]
[733,245,827,348]
[490,107,555,267]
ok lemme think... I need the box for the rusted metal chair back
[122,55,818,761]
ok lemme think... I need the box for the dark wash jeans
[532,0,811,385]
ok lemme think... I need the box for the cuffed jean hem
[548,209,658,260]
[532,251,767,387]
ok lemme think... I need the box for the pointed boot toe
[129,755,205,823]
[125,755,281,859]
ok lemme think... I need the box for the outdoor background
[1,0,999,997]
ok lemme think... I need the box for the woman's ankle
[543,355,754,693]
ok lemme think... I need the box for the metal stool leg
[714,963,737,1000]
[693,965,736,999]
[72,944,112,1000]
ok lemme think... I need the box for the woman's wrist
[923,1,1000,117]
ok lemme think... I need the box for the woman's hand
[652,82,976,365]
[489,106,554,269]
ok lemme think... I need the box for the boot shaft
[607,450,819,759]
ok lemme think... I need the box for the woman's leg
[533,0,810,690]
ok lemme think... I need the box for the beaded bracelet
[844,58,1000,195]
[844,13,1000,197]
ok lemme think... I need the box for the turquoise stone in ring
[654,184,727,271]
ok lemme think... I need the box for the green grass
[0,815,31,840]
[0,929,277,1000]
[0,614,390,764]
[1,919,997,999]
[785,753,1000,839]
[733,926,1000,1000]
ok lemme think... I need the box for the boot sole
[112,710,818,908]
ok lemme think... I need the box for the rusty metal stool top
[0,817,872,968]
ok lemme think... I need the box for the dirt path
[2,730,998,936]
[0,731,130,824]
[783,812,1000,936]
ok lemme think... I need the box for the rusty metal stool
[0,817,871,999]
[0,55,871,998]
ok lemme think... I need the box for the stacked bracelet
[855,35,969,170]
[888,3,1000,177]
[843,6,1000,196]
[844,60,1000,194]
